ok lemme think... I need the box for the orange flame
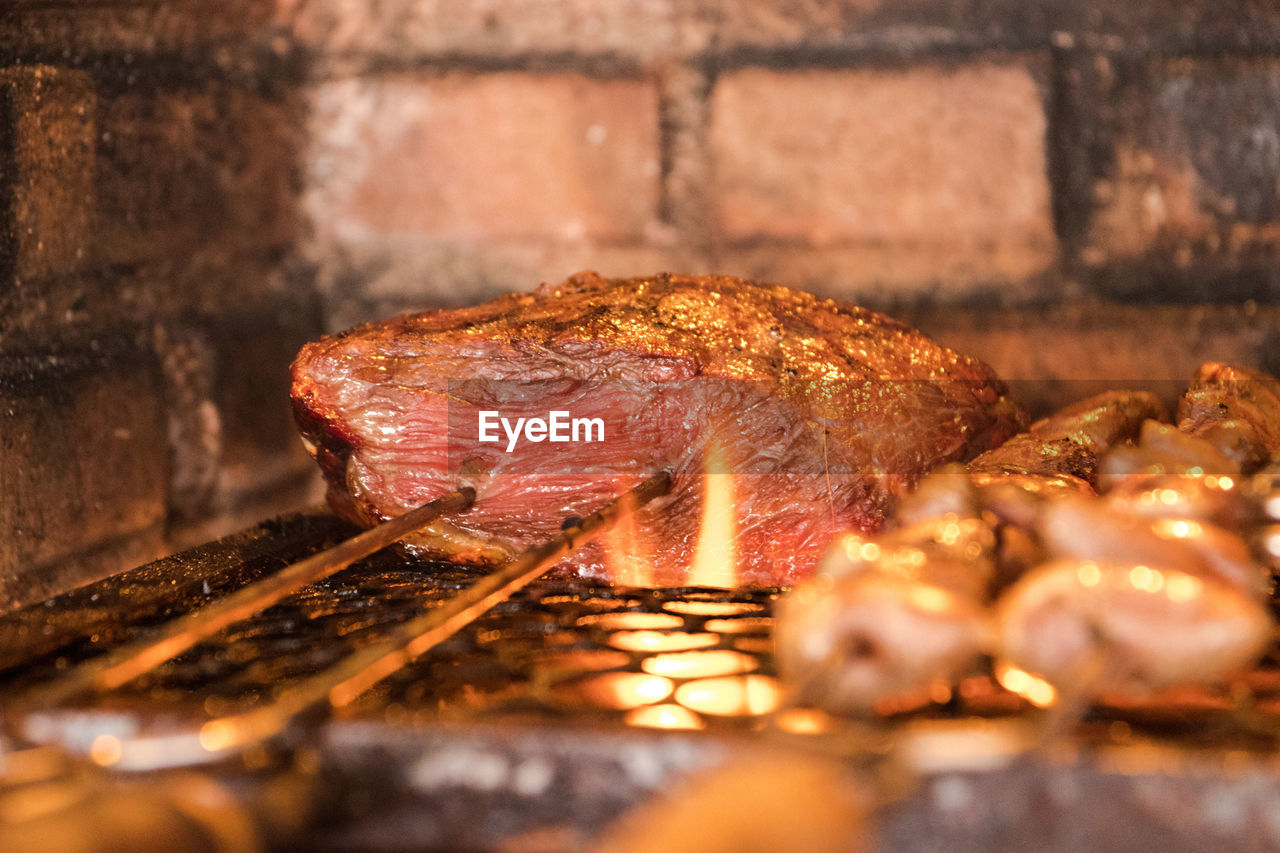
[687,440,738,588]
[995,663,1058,708]
[600,440,742,587]
[601,484,655,587]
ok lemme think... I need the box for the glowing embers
[625,704,706,730]
[608,631,720,652]
[770,707,834,735]
[674,675,781,716]
[642,650,758,678]
[665,600,764,616]
[994,664,1057,709]
[577,612,684,630]
[704,616,772,634]
[552,672,674,710]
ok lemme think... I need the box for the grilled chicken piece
[776,519,994,713]
[1178,362,1280,465]
[995,560,1272,694]
[1037,495,1268,598]
[778,390,1154,713]
[291,272,1025,585]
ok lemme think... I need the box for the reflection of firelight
[675,675,781,716]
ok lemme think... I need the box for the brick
[0,66,96,284]
[0,337,169,609]
[195,297,324,503]
[92,84,299,271]
[304,73,660,247]
[287,0,683,70]
[0,1,291,75]
[709,62,1057,291]
[909,303,1280,416]
[1078,58,1280,300]
[689,0,1280,56]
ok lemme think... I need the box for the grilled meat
[1178,362,1280,467]
[996,364,1280,698]
[777,389,1150,712]
[291,272,1025,585]
[966,390,1165,485]
[995,559,1272,694]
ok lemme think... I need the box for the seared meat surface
[291,272,1025,585]
[780,368,1279,714]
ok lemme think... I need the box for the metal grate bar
[14,488,476,710]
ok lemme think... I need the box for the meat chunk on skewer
[780,370,1280,715]
[1178,362,1280,463]
[995,560,1273,694]
[777,390,1154,713]
[966,390,1166,485]
[1037,495,1268,598]
[776,518,995,713]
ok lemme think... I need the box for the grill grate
[2,509,1280,748]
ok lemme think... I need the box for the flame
[995,663,1058,708]
[600,485,655,586]
[675,675,780,716]
[625,704,705,730]
[599,438,744,588]
[687,440,738,587]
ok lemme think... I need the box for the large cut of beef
[291,272,1026,585]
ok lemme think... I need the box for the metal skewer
[21,488,477,711]
[195,470,672,759]
[17,471,672,769]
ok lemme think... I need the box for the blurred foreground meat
[778,390,1157,712]
[779,373,1279,714]
[997,367,1280,695]
[291,272,1024,585]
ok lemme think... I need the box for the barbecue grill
[7,1,1280,850]
[3,486,1280,851]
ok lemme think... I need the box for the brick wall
[0,3,322,608]
[281,0,1280,321]
[3,0,1280,605]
